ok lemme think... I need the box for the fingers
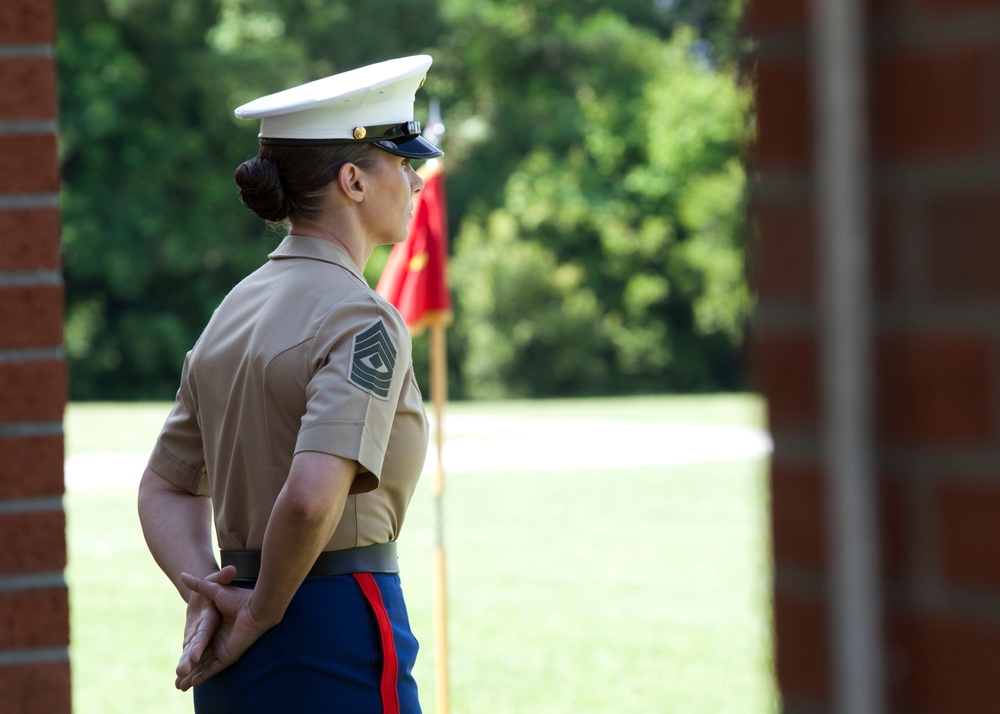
[173,569,267,692]
[206,565,238,585]
[182,568,250,614]
[181,571,223,597]
[176,659,206,691]
[176,640,236,691]
[176,655,220,691]
[176,614,225,690]
[174,567,246,691]
[182,566,237,589]
[177,610,218,676]
[176,567,236,684]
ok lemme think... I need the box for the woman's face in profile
[362,150,424,245]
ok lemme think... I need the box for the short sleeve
[294,299,412,481]
[148,351,210,496]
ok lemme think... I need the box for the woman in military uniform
[137,55,442,714]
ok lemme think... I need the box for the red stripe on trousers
[353,573,400,714]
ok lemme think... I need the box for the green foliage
[59,0,268,398]
[442,11,751,396]
[451,212,607,398]
[58,0,750,400]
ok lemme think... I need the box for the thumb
[181,572,227,599]
[206,565,238,585]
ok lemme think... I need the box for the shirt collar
[268,234,367,284]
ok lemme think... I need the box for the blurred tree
[57,0,749,400]
[59,0,262,398]
[437,5,751,396]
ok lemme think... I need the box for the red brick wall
[0,0,70,711]
[748,0,1000,711]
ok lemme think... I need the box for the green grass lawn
[65,395,778,714]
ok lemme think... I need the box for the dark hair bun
[234,156,289,222]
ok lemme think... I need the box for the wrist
[248,592,286,629]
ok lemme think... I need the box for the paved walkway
[65,414,772,491]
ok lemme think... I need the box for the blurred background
[4,0,1000,713]
[56,0,752,402]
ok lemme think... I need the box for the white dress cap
[235,55,443,159]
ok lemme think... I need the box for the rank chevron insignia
[349,319,397,398]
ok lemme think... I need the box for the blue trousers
[193,573,421,714]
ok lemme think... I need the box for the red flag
[377,161,452,334]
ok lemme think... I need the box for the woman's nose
[409,166,424,193]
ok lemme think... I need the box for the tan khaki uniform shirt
[148,235,429,552]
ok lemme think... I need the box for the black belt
[221,542,399,583]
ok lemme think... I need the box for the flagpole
[429,321,449,714]
[423,103,450,714]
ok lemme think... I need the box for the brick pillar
[0,0,71,712]
[748,0,1000,712]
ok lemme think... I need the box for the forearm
[249,451,355,626]
[138,466,218,601]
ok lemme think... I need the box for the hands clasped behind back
[172,450,357,691]
[175,566,275,691]
[176,565,236,689]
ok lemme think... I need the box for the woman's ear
[338,162,366,204]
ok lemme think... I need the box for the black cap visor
[373,134,443,159]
